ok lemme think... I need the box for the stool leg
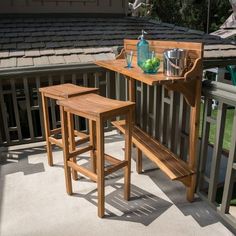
[60,106,72,195]
[67,112,78,181]
[89,120,96,173]
[124,110,132,201]
[136,148,142,174]
[96,118,105,218]
[41,93,53,166]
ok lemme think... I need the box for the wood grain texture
[39,83,97,167]
[112,120,194,181]
[39,83,98,99]
[58,93,135,120]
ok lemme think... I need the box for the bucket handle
[164,52,181,70]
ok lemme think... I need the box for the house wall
[0,0,128,15]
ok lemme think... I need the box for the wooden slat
[146,85,150,134]
[23,77,34,141]
[75,137,89,146]
[140,82,146,129]
[74,130,89,139]
[94,72,100,88]
[197,98,212,191]
[50,127,61,135]
[0,81,11,144]
[72,73,80,131]
[94,152,121,165]
[177,94,184,157]
[167,90,174,149]
[208,102,227,202]
[60,74,65,84]
[67,161,98,182]
[106,71,111,129]
[160,86,166,144]
[10,79,22,141]
[221,109,236,213]
[68,145,93,158]
[0,101,3,144]
[36,76,45,138]
[48,77,57,129]
[48,136,63,148]
[105,160,128,176]
[112,120,194,180]
[83,72,89,132]
[124,39,203,59]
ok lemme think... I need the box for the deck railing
[0,66,116,146]
[198,80,236,228]
[0,68,236,228]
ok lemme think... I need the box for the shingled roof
[0,16,236,74]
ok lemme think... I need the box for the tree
[151,0,232,32]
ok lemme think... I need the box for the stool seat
[58,93,135,120]
[39,83,98,100]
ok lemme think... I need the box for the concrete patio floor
[0,131,234,236]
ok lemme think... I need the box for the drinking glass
[125,51,133,68]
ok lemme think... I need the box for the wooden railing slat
[23,77,35,140]
[10,79,22,141]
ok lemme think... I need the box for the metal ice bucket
[163,48,187,77]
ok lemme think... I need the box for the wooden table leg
[187,79,202,202]
[127,77,143,173]
[136,148,143,174]
[124,109,132,201]
[89,120,96,173]
[41,93,53,166]
[60,106,72,195]
[96,118,105,218]
[67,112,78,181]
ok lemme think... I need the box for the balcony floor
[0,131,234,236]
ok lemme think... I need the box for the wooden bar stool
[39,83,98,170]
[57,93,135,218]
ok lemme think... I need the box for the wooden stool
[39,83,98,170]
[57,93,135,218]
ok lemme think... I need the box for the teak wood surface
[39,83,98,170]
[58,93,135,218]
[95,39,203,202]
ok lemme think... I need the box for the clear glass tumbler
[125,51,133,68]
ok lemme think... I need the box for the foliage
[151,0,232,32]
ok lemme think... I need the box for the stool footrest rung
[74,130,89,139]
[69,145,93,158]
[49,136,63,148]
[68,161,98,182]
[94,151,121,165]
[50,128,61,135]
[75,137,89,146]
[105,160,128,176]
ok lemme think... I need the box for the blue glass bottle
[137,30,149,68]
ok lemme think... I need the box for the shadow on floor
[73,182,172,226]
[141,166,222,228]
[0,146,45,176]
[0,145,46,233]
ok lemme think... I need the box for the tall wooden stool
[39,83,98,171]
[57,93,135,218]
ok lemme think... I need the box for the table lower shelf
[112,120,194,183]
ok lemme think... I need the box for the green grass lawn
[200,103,234,151]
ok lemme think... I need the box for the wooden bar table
[95,40,203,202]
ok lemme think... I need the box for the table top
[95,59,186,86]
[39,83,98,99]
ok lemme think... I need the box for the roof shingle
[0,16,235,72]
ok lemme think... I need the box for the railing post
[221,109,236,213]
